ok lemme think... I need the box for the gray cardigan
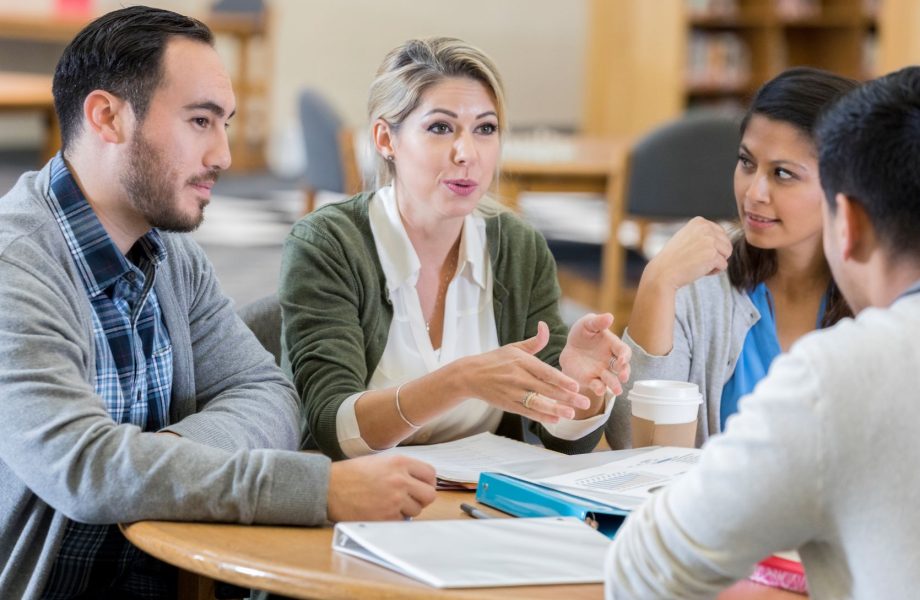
[0,164,331,599]
[606,272,759,449]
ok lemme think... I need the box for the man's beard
[121,131,219,233]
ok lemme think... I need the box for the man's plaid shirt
[41,156,174,599]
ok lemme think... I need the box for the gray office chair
[299,88,350,212]
[626,110,740,220]
[211,0,263,11]
[238,293,282,366]
[550,110,741,328]
[238,294,319,454]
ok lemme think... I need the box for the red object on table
[750,554,808,595]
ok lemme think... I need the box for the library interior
[2,0,920,599]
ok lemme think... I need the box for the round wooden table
[122,491,804,599]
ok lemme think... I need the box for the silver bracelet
[395,383,421,429]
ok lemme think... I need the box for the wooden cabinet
[877,0,920,74]
[583,0,915,137]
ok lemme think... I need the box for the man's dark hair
[817,66,920,260]
[729,67,858,327]
[52,5,213,152]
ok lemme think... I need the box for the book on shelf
[686,31,751,91]
[686,0,739,19]
[775,0,821,20]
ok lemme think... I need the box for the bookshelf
[584,0,916,137]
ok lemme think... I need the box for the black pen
[460,502,492,520]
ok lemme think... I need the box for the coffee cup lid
[630,380,701,401]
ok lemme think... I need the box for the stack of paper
[475,447,703,538]
[530,446,703,510]
[381,432,562,489]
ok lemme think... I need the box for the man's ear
[372,118,396,160]
[82,90,131,145]
[835,193,874,264]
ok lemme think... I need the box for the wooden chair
[551,111,741,333]
[208,0,273,171]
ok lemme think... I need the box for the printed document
[381,432,561,486]
[507,447,702,510]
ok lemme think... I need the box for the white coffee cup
[629,380,702,424]
[629,380,702,448]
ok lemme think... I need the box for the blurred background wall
[266,0,587,174]
[0,0,588,175]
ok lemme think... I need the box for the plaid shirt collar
[47,155,167,297]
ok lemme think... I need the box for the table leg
[177,568,216,600]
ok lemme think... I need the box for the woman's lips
[745,211,779,230]
[444,179,478,197]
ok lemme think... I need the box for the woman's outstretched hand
[458,321,591,424]
[560,312,631,397]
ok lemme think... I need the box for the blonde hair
[367,37,507,215]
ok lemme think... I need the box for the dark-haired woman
[606,67,857,449]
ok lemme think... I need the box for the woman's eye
[477,123,498,135]
[738,154,753,169]
[775,168,794,181]
[193,117,209,128]
[428,122,451,134]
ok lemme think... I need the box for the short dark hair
[729,67,858,327]
[817,66,920,260]
[52,5,213,152]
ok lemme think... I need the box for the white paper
[499,448,649,480]
[528,447,702,510]
[381,432,561,484]
[333,517,609,588]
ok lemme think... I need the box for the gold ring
[521,390,538,410]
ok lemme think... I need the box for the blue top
[719,282,826,430]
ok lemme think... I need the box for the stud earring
[385,154,394,161]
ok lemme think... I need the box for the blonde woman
[280,38,631,460]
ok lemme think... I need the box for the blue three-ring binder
[476,472,630,538]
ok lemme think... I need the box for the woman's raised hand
[559,313,631,397]
[458,321,591,424]
[644,217,733,291]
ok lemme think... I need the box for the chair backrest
[210,0,264,12]
[299,88,346,194]
[626,111,741,221]
[584,111,743,328]
[238,294,282,366]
